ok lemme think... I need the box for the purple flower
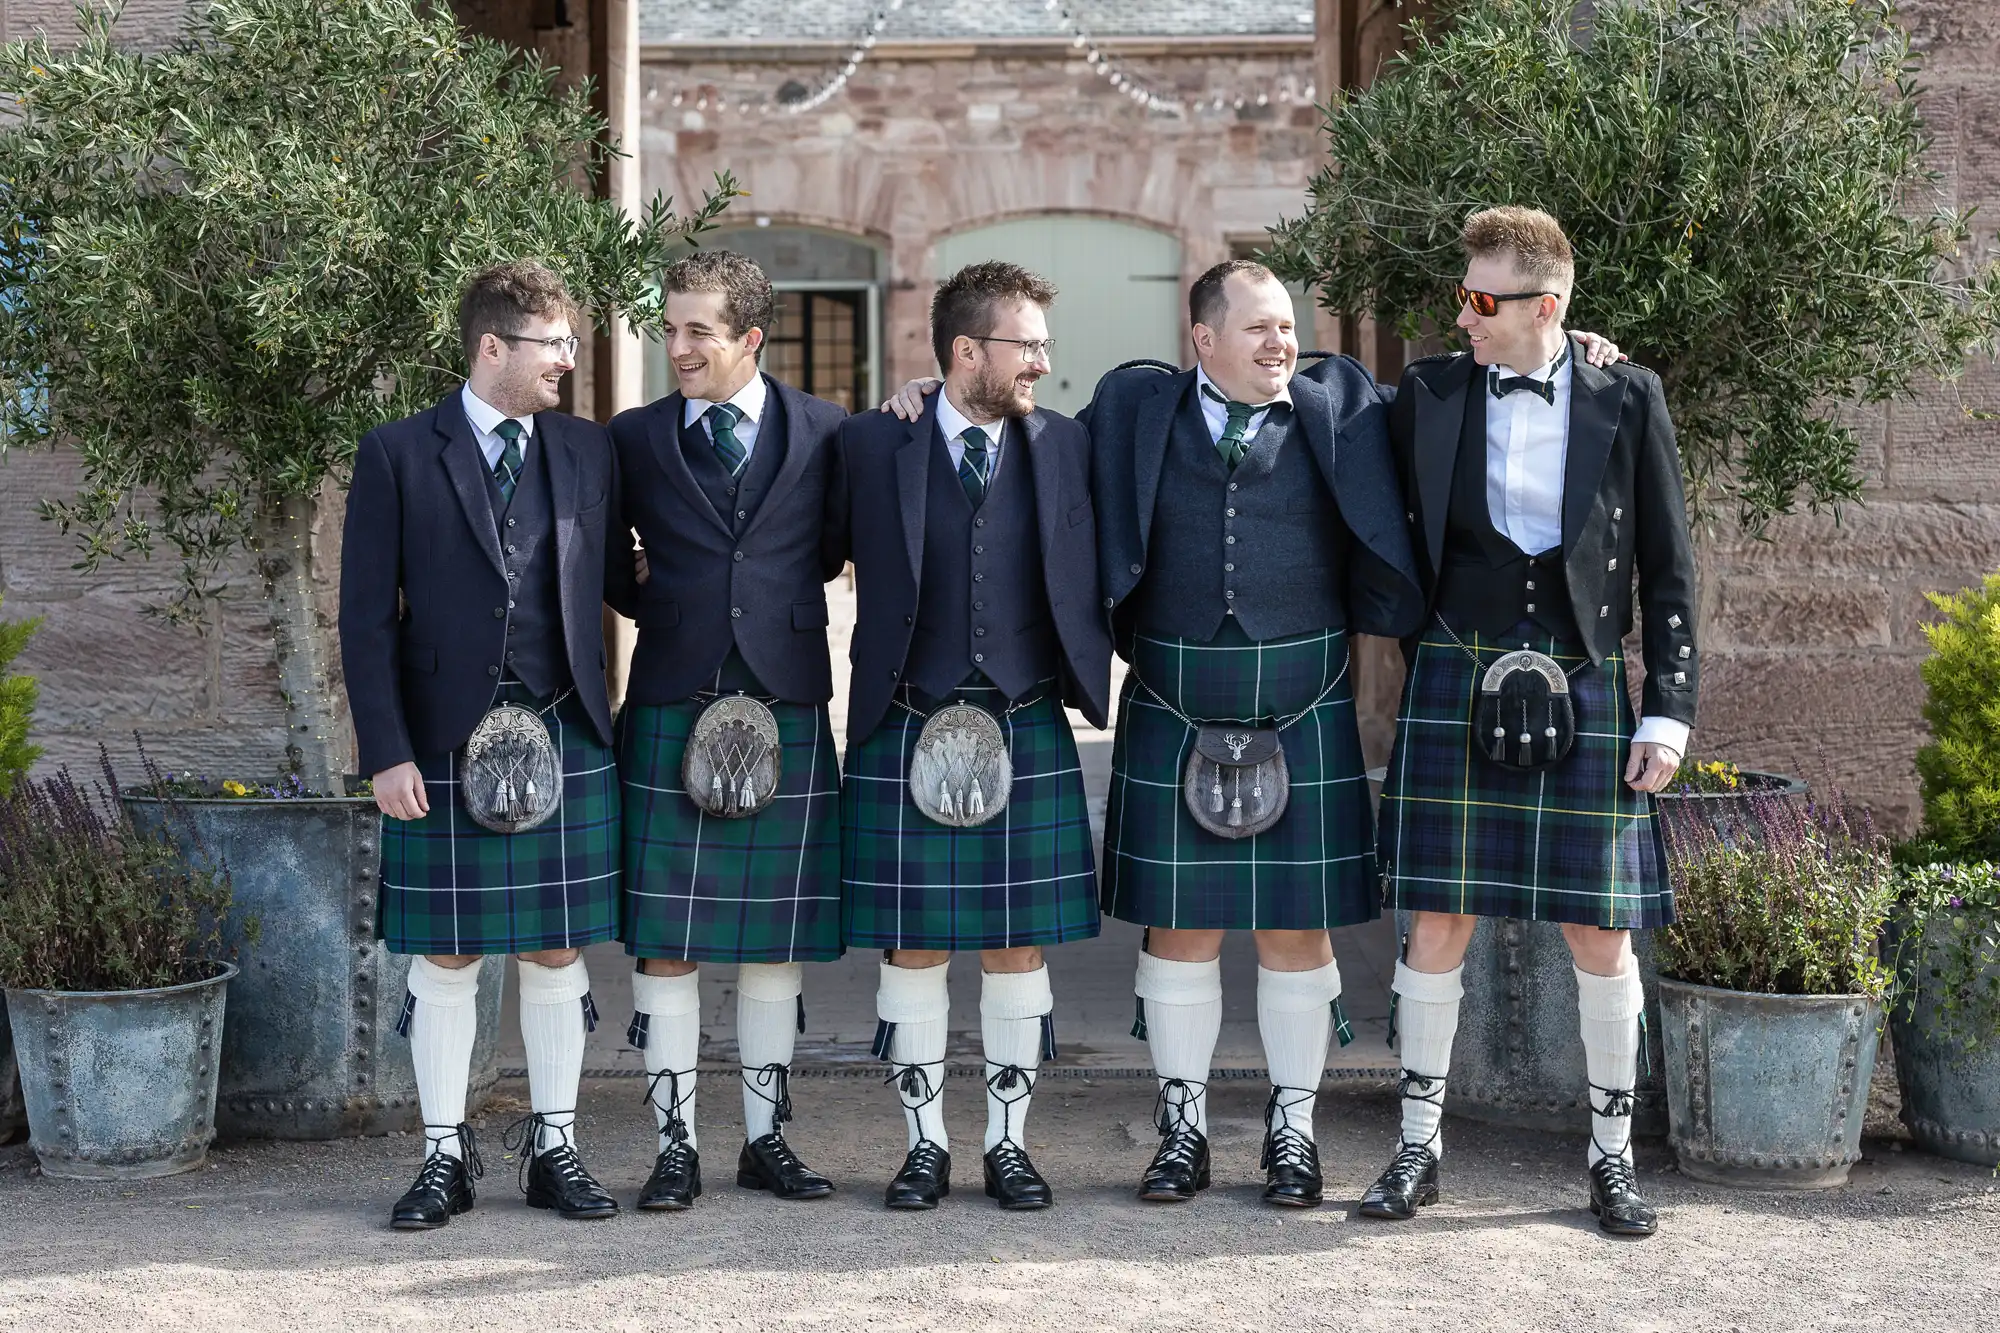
[1949,895,1965,908]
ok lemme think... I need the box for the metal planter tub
[1885,910,2000,1167]
[1658,976,1880,1190]
[6,964,237,1180]
[123,797,504,1140]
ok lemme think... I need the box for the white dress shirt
[460,383,536,470]
[1483,343,1688,757]
[936,389,1007,480]
[683,372,768,461]
[1195,364,1291,446]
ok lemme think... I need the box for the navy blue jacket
[830,398,1112,744]
[607,376,848,705]
[1081,355,1425,644]
[339,390,622,776]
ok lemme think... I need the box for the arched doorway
[933,216,1183,416]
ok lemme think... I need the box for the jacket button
[1679,646,1691,659]
[1674,671,1687,684]
[974,517,986,528]
[731,607,743,619]
[1224,563,1234,572]
[487,665,500,677]
[1668,614,1682,628]
[974,545,985,556]
[973,653,985,663]
[1224,590,1235,600]
[1226,508,1236,518]
[506,517,516,528]
[1613,507,1624,520]
[975,628,986,638]
[1130,564,1142,575]
[1406,511,1416,523]
[1227,483,1238,492]
[1103,597,1114,609]
[1599,606,1610,617]
[1525,580,1536,591]
[506,544,517,555]
[1607,558,1618,572]
[733,551,744,562]
[736,510,747,520]
[1225,535,1236,545]
[890,669,898,679]
[904,615,913,625]
[493,607,504,618]
[974,601,985,611]
[974,573,985,583]
[1525,603,1537,613]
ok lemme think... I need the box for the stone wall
[1687,0,2000,831]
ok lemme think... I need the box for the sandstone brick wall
[1688,0,2000,831]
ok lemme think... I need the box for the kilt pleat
[1101,622,1379,931]
[378,684,621,956]
[1378,620,1674,928]
[618,697,843,963]
[841,681,1100,952]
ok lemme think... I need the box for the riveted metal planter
[1418,913,1668,1137]
[1885,910,2000,1167]
[6,965,236,1180]
[123,798,504,1140]
[1658,977,1880,1190]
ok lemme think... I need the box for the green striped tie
[1200,383,1258,469]
[492,419,524,502]
[707,402,748,476]
[958,426,993,507]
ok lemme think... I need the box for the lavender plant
[1658,785,1896,1000]
[1892,860,2000,1055]
[0,750,237,993]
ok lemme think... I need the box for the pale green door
[933,217,1183,416]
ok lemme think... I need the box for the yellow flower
[221,779,250,797]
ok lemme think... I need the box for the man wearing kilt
[835,261,1111,1211]
[1362,207,1695,1238]
[605,250,847,1210]
[341,262,624,1228]
[1084,261,1425,1208]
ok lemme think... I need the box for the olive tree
[1269,0,1999,530]
[0,0,732,789]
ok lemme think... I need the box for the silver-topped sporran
[1436,615,1586,773]
[460,703,562,833]
[1183,725,1289,839]
[683,694,782,818]
[909,702,1012,828]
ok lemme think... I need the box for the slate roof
[641,1,1316,43]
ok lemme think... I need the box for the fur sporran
[682,695,782,819]
[1182,726,1289,839]
[1476,649,1579,772]
[459,703,562,833]
[908,702,1013,828]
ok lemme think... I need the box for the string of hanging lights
[644,0,1315,122]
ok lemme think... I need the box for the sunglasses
[1453,284,1557,318]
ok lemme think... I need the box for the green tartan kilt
[618,697,843,963]
[841,680,1100,952]
[378,683,621,956]
[1378,620,1674,928]
[1101,621,1379,931]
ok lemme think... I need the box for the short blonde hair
[1461,206,1575,292]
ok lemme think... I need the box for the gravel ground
[0,1074,1993,1333]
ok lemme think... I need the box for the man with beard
[832,261,1110,1211]
[1362,206,1693,1238]
[342,261,623,1228]
[606,250,847,1211]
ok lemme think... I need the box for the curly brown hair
[1460,206,1575,292]
[930,260,1058,374]
[661,249,777,357]
[457,261,580,364]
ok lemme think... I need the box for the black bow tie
[1488,344,1568,405]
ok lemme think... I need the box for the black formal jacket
[1082,355,1426,645]
[830,398,1112,744]
[606,375,848,705]
[1389,347,1698,727]
[340,390,623,776]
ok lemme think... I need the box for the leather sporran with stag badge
[1183,725,1289,839]
[909,702,1013,828]
[460,703,563,833]
[1476,649,1579,772]
[683,695,783,819]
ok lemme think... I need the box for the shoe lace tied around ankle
[642,1066,696,1144]
[1394,1069,1446,1153]
[984,1063,1038,1153]
[1589,1081,1638,1172]
[502,1111,577,1192]
[886,1060,943,1109]
[744,1062,795,1129]
[1260,1087,1319,1172]
[419,1122,484,1181]
[1151,1077,1207,1143]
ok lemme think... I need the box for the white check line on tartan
[1112,852,1371,868]
[1394,874,1656,901]
[383,871,619,893]
[629,890,839,904]
[843,872,1090,890]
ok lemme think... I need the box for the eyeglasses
[1453,284,1557,318]
[973,335,1056,364]
[499,333,581,358]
